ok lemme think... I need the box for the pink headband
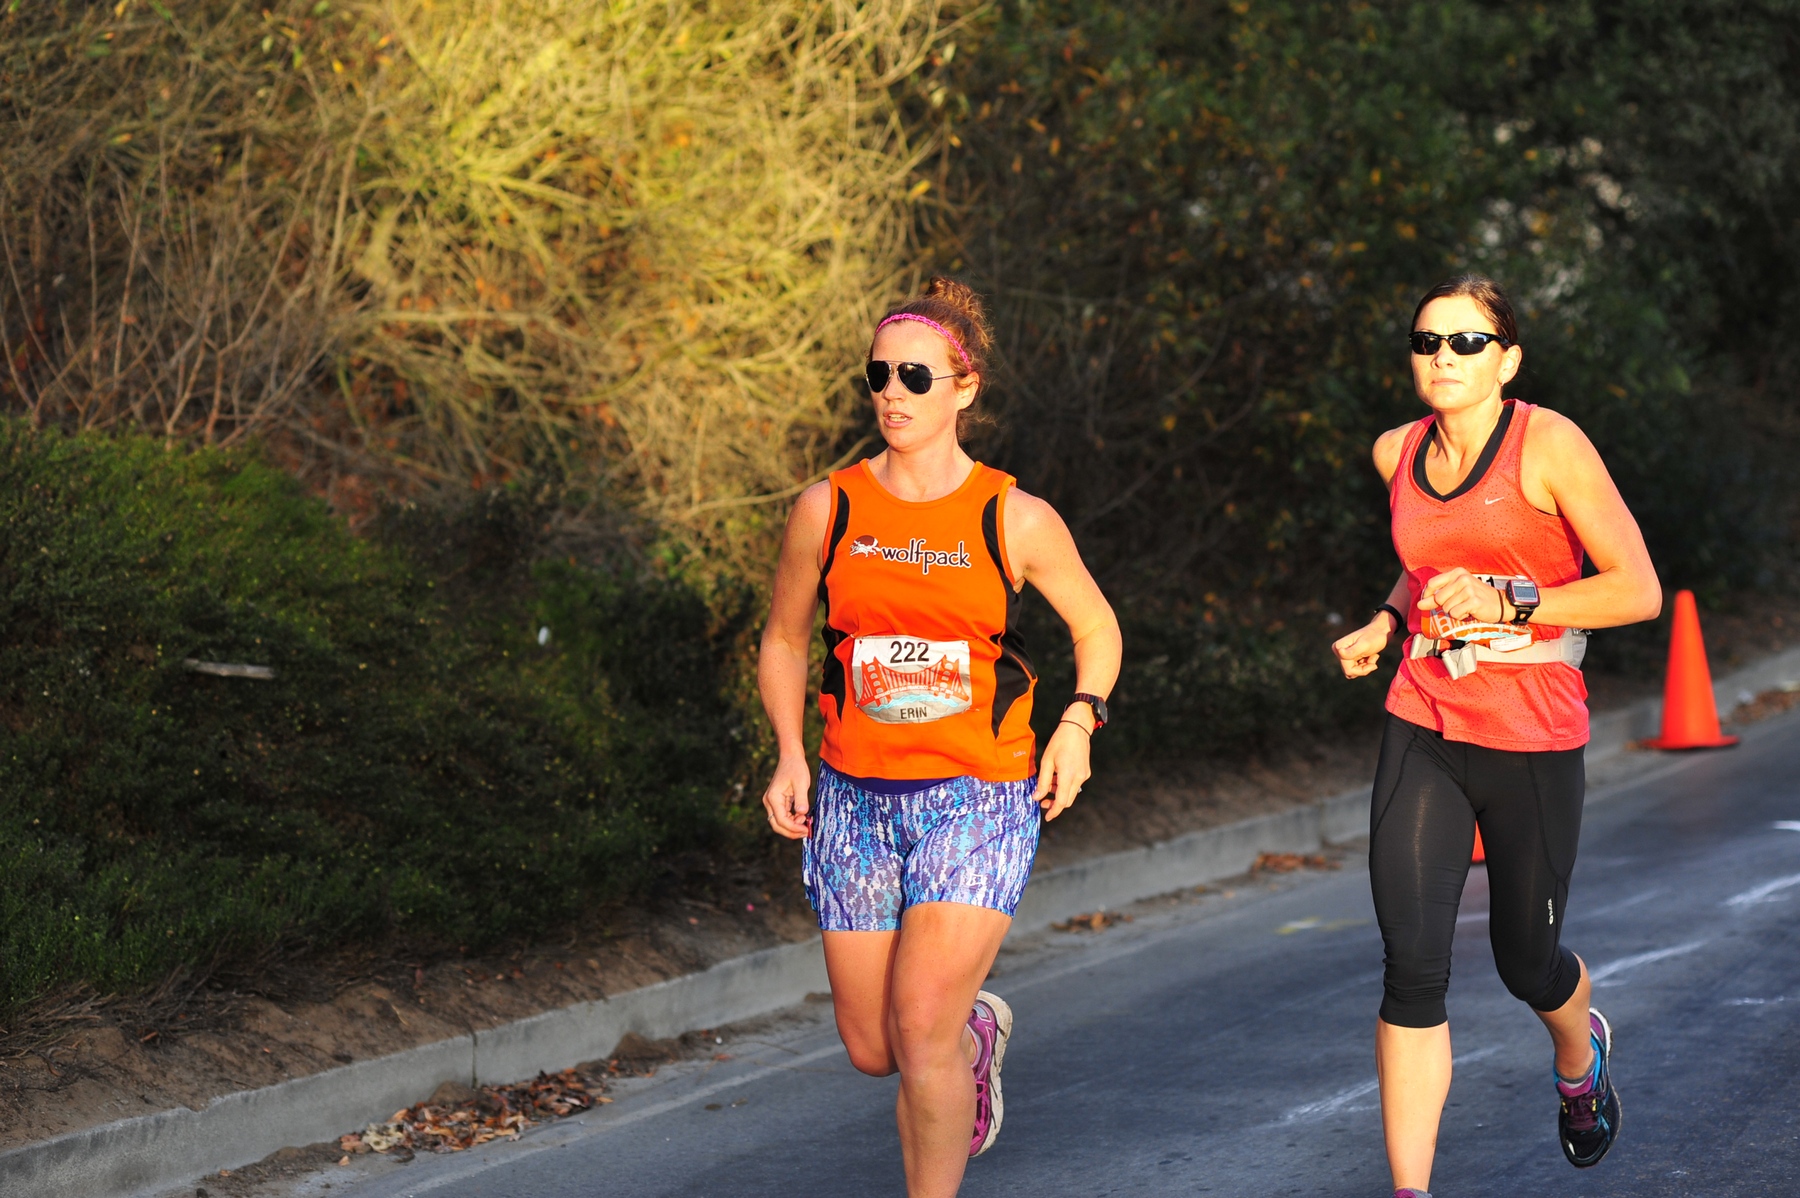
[874,313,970,369]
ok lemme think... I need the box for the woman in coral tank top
[759,278,1121,1198]
[1331,276,1661,1197]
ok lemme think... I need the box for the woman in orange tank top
[759,278,1121,1198]
[1332,276,1661,1196]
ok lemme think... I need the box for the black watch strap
[1503,579,1539,625]
[1375,603,1406,632]
[1071,692,1108,730]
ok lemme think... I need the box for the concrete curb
[7,646,1800,1198]
[0,940,829,1198]
[1011,792,1366,930]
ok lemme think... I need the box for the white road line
[1589,940,1710,985]
[1578,888,1665,920]
[1005,897,1369,999]
[1280,1046,1500,1123]
[1724,872,1800,908]
[576,1042,849,1132]
[374,1041,848,1196]
[1282,1076,1380,1122]
[1772,820,1800,833]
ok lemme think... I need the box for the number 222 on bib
[850,635,973,724]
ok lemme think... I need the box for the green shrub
[1024,597,1380,764]
[0,423,746,1018]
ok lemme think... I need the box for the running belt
[1409,627,1588,681]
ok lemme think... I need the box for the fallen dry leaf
[1052,910,1132,933]
[1252,852,1338,874]
[346,1068,609,1155]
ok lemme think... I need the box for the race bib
[850,635,973,724]
[1420,574,1531,650]
[1420,613,1532,651]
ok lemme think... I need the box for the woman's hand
[1417,568,1505,623]
[1333,614,1394,679]
[1033,716,1093,821]
[761,754,814,840]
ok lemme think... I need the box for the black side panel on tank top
[1413,400,1515,502]
[981,495,1037,737]
[818,487,852,714]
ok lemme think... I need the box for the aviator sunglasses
[1409,330,1512,356]
[865,359,955,395]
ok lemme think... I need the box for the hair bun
[921,275,986,325]
[873,275,997,442]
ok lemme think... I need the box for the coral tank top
[817,460,1038,781]
[1385,401,1590,751]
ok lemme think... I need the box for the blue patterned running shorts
[802,763,1042,932]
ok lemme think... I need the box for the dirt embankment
[6,596,1798,1154]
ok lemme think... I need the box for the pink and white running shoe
[968,990,1013,1157]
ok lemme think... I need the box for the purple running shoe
[1558,1008,1621,1168]
[968,990,1012,1157]
[1393,1190,1433,1198]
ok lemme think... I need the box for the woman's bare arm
[1004,488,1122,820]
[1521,409,1661,628]
[757,482,830,839]
[1331,426,1416,677]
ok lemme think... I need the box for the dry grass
[348,0,951,568]
[0,1,361,448]
[1,0,954,566]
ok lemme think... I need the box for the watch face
[1509,580,1540,605]
[1093,697,1109,727]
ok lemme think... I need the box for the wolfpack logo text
[848,534,972,575]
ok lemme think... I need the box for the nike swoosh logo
[1485,497,1504,505]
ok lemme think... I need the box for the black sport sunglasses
[1409,330,1513,356]
[865,360,955,395]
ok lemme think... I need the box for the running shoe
[968,990,1013,1157]
[1393,1190,1432,1198]
[1558,1008,1621,1168]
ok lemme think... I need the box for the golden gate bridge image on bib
[850,635,973,724]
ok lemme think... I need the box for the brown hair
[1411,273,1520,345]
[874,276,995,440]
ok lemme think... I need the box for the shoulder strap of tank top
[818,469,854,573]
[1493,400,1533,482]
[977,467,1020,587]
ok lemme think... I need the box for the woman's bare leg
[1377,1018,1452,1193]
[1535,955,1595,1077]
[821,905,1006,1198]
[822,929,903,1076]
[891,903,1011,1198]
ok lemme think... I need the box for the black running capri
[1368,713,1585,1028]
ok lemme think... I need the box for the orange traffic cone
[1642,589,1738,750]
[1472,826,1486,864]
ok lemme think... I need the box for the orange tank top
[817,460,1038,782]
[1385,401,1590,751]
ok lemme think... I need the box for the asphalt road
[298,709,1800,1198]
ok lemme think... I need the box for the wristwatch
[1503,578,1540,625]
[1071,692,1109,731]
